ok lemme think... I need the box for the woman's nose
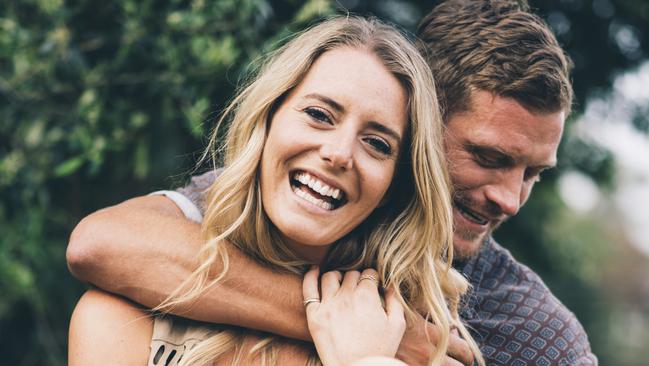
[319,133,354,171]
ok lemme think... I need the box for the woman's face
[259,47,408,263]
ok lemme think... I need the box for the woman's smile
[290,170,347,211]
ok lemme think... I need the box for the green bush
[0,1,331,363]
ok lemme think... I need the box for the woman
[69,16,483,366]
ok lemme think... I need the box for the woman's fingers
[320,270,343,300]
[357,268,382,306]
[384,287,405,326]
[302,266,321,313]
[356,268,380,291]
[340,270,361,292]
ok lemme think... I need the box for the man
[67,1,597,364]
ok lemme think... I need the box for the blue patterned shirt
[459,237,597,365]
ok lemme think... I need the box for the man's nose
[484,170,526,217]
[319,132,354,171]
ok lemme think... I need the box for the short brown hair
[417,0,573,120]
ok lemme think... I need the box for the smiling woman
[68,16,483,366]
[260,47,407,260]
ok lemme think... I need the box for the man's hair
[417,0,573,120]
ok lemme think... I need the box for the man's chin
[452,231,487,260]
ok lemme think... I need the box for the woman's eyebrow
[367,121,402,145]
[303,93,345,113]
[303,93,402,144]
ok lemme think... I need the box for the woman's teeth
[293,185,335,210]
[294,172,343,200]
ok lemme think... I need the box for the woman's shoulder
[69,289,153,365]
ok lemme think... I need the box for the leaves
[0,0,331,363]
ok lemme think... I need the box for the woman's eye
[304,107,332,124]
[365,137,392,156]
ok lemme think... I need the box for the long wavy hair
[157,16,484,366]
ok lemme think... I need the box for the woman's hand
[303,267,406,366]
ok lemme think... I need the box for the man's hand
[396,313,474,366]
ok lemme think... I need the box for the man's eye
[304,107,332,124]
[365,137,392,156]
[474,154,501,168]
[524,169,543,182]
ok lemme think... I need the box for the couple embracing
[67,1,597,365]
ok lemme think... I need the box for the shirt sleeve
[148,190,203,223]
[175,170,220,215]
[147,169,220,223]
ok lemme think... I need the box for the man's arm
[66,194,475,365]
[66,194,310,340]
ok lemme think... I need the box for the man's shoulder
[465,238,544,288]
[462,238,597,365]
[174,170,220,213]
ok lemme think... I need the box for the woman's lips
[288,170,347,211]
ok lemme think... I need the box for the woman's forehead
[290,48,409,131]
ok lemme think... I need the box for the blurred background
[1,0,648,364]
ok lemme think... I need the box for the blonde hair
[158,16,484,366]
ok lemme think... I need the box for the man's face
[444,90,565,258]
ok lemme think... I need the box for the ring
[358,274,379,285]
[303,298,320,307]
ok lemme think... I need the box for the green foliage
[0,0,332,363]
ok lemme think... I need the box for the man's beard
[452,190,505,259]
[455,224,488,243]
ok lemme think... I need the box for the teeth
[293,172,344,200]
[297,174,309,185]
[458,205,488,225]
[293,186,334,210]
[325,187,333,197]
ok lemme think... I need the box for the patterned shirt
[459,238,597,365]
[175,171,597,365]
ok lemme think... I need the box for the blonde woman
[69,16,483,366]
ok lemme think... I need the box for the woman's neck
[283,237,331,266]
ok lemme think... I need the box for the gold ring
[303,298,320,307]
[358,274,379,285]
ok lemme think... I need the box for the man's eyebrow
[303,93,344,113]
[466,143,515,164]
[467,143,557,169]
